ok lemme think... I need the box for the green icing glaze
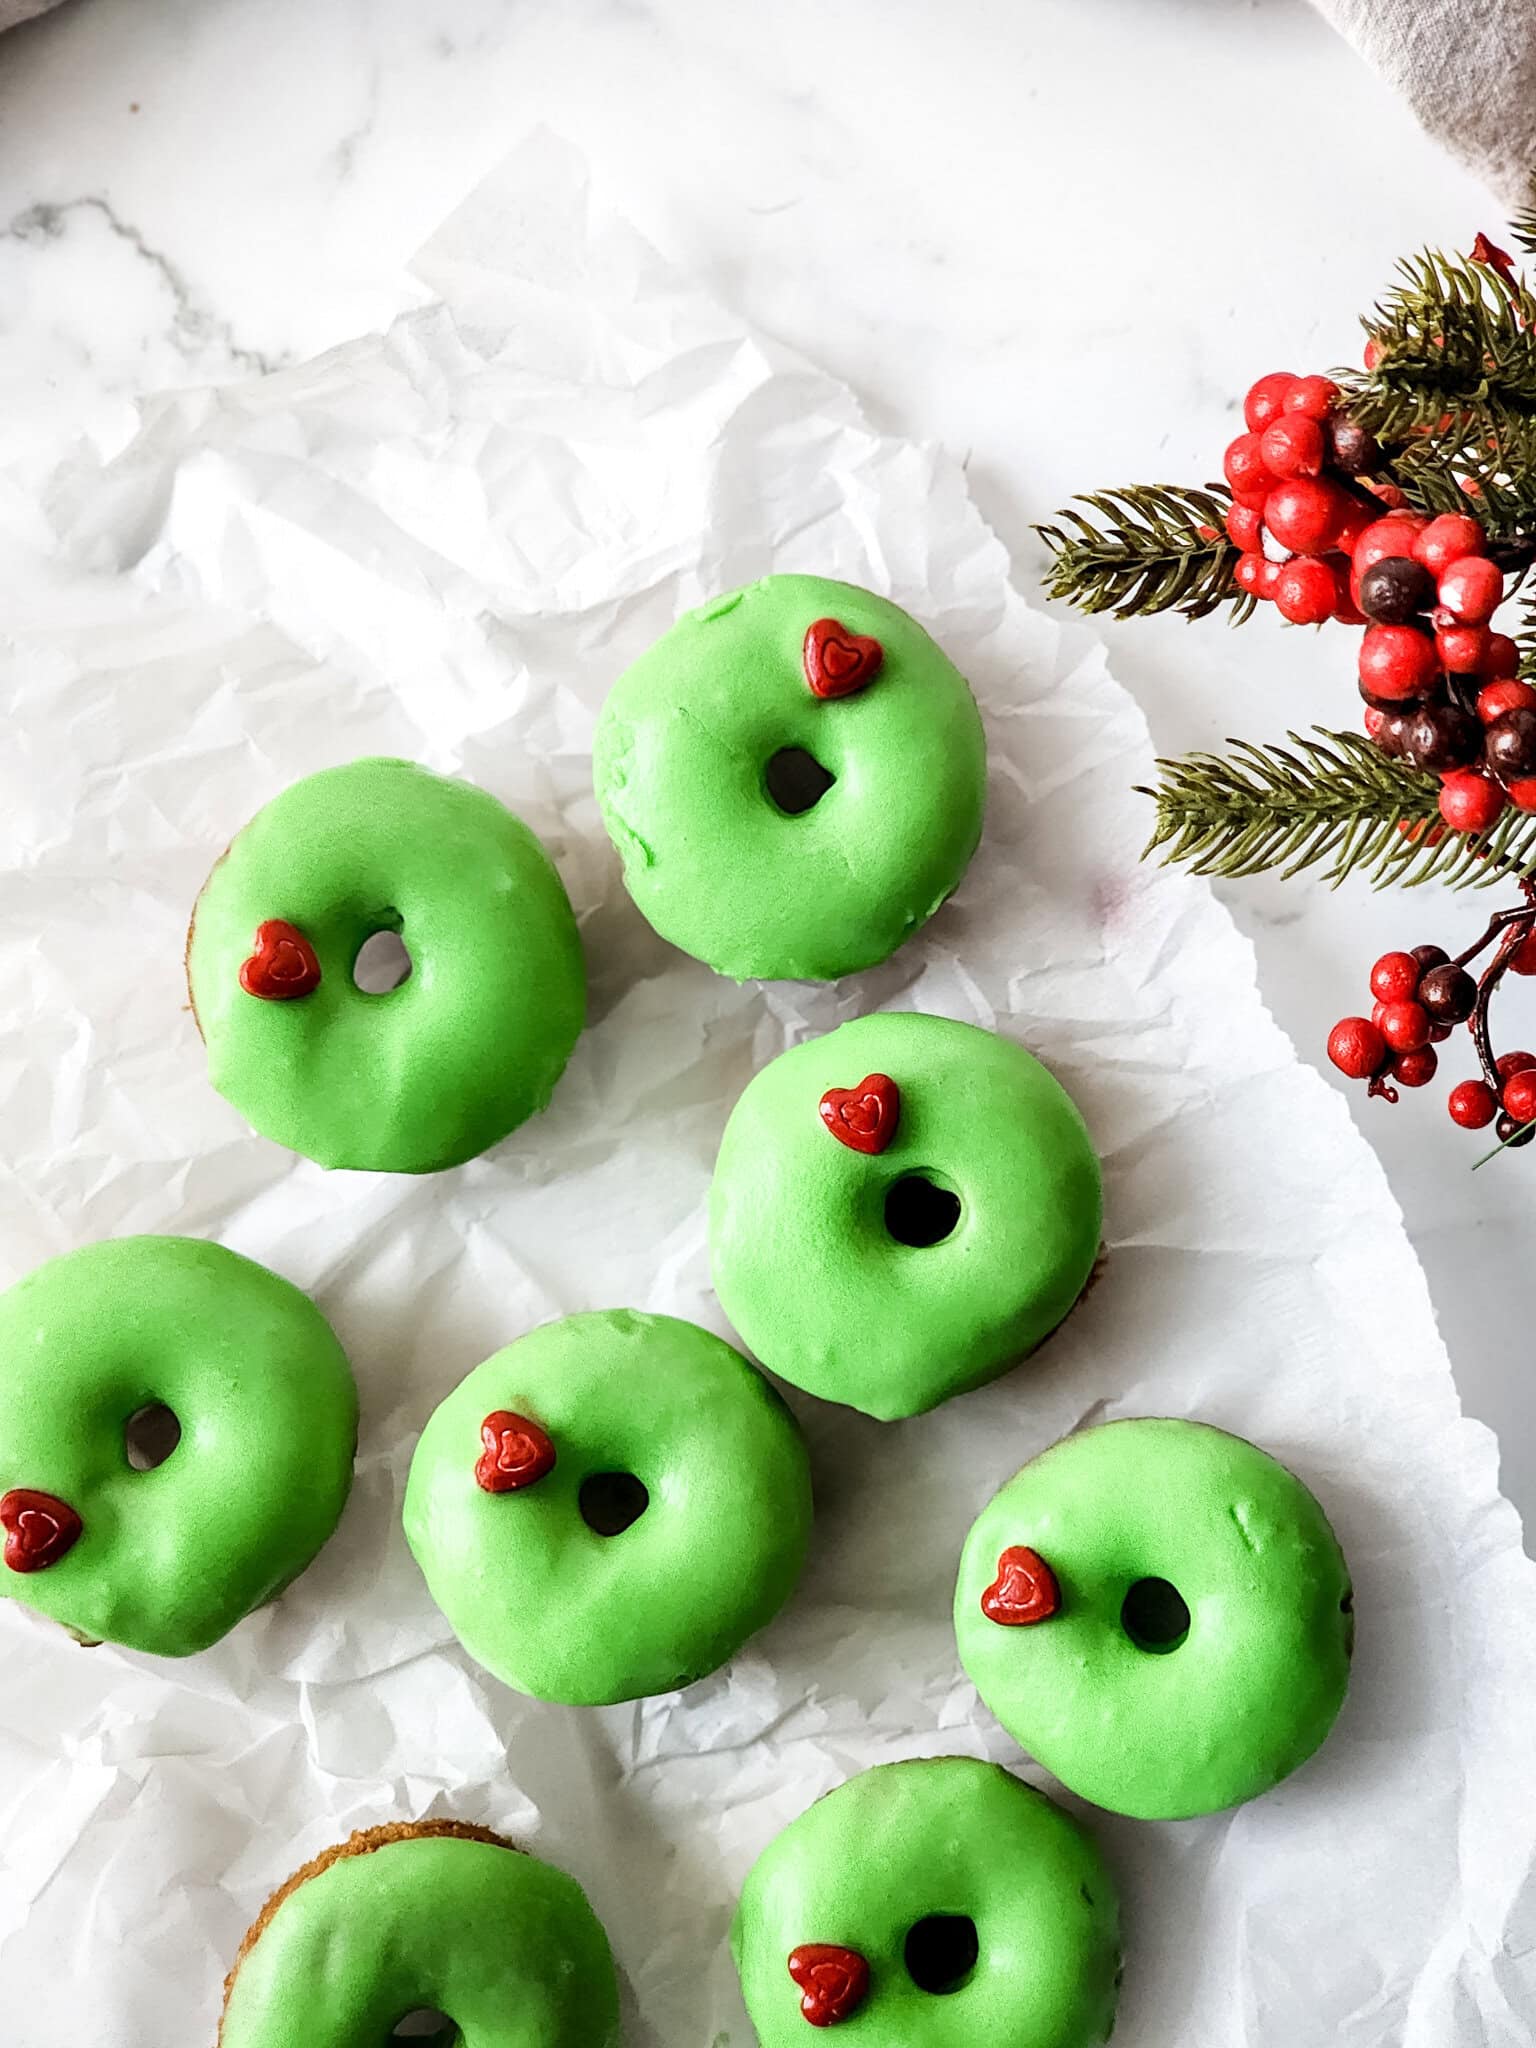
[731,1757,1121,2048]
[219,1828,621,2048]
[403,1310,813,1705]
[954,1419,1354,1820]
[188,758,585,1173]
[592,576,987,981]
[0,1236,356,1656]
[709,1013,1102,1420]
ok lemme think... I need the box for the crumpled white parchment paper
[0,135,1532,2048]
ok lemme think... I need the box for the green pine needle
[1508,201,1536,263]
[1519,585,1536,680]
[1331,244,1536,545]
[1345,248,1536,432]
[1037,484,1251,623]
[1473,1117,1536,1167]
[1139,728,1536,890]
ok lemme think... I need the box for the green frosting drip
[709,1013,1102,1419]
[188,758,585,1173]
[403,1310,813,1705]
[0,1236,356,1656]
[954,1419,1354,1820]
[219,1829,621,2048]
[731,1757,1121,2048]
[592,577,987,981]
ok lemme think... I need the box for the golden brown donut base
[217,1820,520,2043]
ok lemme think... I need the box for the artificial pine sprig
[1139,729,1536,890]
[1510,207,1536,262]
[1037,484,1252,623]
[1330,240,1536,549]
[1344,247,1536,443]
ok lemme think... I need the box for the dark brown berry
[1495,1110,1536,1148]
[1392,1044,1439,1088]
[1371,711,1414,757]
[1327,415,1380,475]
[1485,708,1536,779]
[1401,704,1481,772]
[1411,943,1450,973]
[1359,555,1437,625]
[1359,676,1428,714]
[1418,962,1476,1023]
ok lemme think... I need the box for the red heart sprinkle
[787,1944,870,2027]
[819,1074,900,1155]
[982,1545,1060,1627]
[475,1411,556,1494]
[239,920,322,1001]
[803,618,884,700]
[0,1489,82,1573]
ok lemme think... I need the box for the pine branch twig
[1037,484,1251,623]
[1138,728,1536,889]
[1382,424,1536,544]
[1506,202,1536,264]
[1346,248,1536,433]
[1327,243,1536,548]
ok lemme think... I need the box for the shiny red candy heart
[819,1074,900,1156]
[0,1489,82,1573]
[475,1411,556,1494]
[803,617,884,700]
[787,1944,870,2027]
[239,919,322,1001]
[982,1545,1060,1626]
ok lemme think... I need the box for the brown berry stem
[1450,895,1536,972]
[1466,881,1536,1092]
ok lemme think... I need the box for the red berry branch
[1225,363,1536,1150]
[1328,897,1536,1151]
[1041,219,1536,1160]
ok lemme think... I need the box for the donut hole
[904,1914,979,1996]
[578,1471,650,1537]
[884,1173,962,1249]
[389,2011,459,2046]
[353,920,412,995]
[1120,1576,1191,1655]
[765,746,836,816]
[124,1402,181,1472]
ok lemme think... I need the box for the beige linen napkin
[1315,0,1536,203]
[0,0,65,25]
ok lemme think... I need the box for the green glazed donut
[218,1821,621,2048]
[187,758,585,1173]
[0,1236,356,1656]
[403,1310,813,1705]
[709,1012,1101,1420]
[954,1419,1354,1820]
[593,576,987,981]
[731,1757,1121,2046]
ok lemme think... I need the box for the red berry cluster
[1355,512,1529,834]
[1224,372,1372,628]
[1225,371,1529,836]
[1328,918,1536,1149]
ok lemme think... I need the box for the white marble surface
[0,0,1529,1530]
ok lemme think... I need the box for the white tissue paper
[0,134,1532,2047]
